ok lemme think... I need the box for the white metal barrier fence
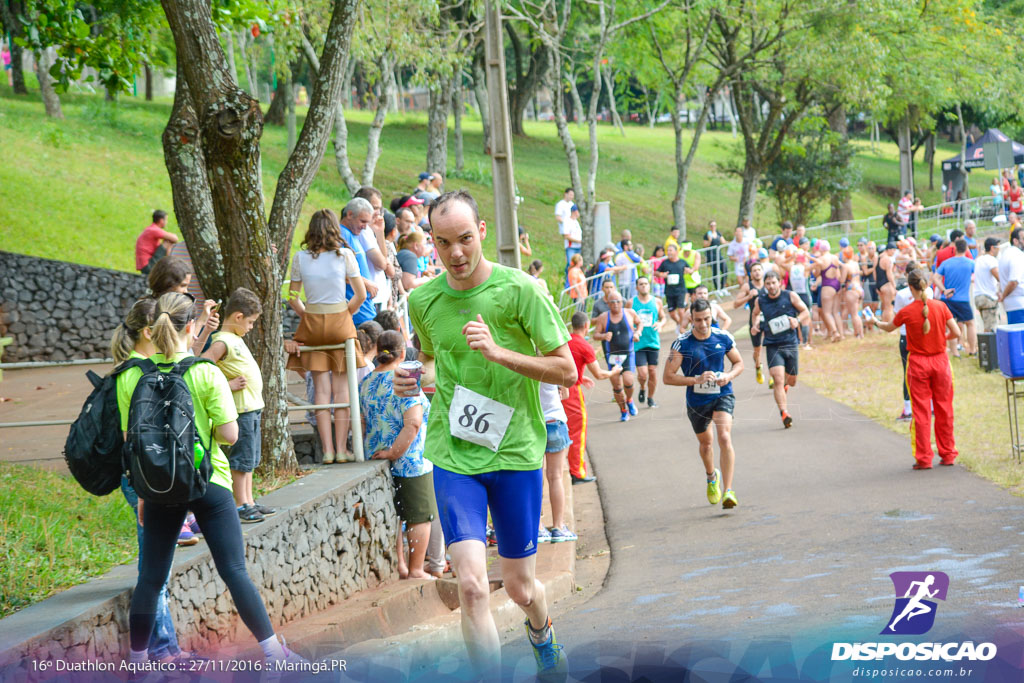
[555,196,1007,319]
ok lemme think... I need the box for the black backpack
[124,356,215,504]
[64,359,146,496]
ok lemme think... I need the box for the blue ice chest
[997,324,1024,378]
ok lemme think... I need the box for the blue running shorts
[432,465,543,559]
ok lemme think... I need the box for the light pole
[484,0,520,269]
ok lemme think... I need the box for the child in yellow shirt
[203,288,273,523]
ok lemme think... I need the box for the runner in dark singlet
[592,291,643,422]
[731,262,766,384]
[877,241,898,322]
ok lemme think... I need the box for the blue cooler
[997,324,1024,378]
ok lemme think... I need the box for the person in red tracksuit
[871,268,961,469]
[562,312,621,483]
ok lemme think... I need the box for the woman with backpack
[118,292,301,666]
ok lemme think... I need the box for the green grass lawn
[0,84,958,291]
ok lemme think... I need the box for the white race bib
[694,373,723,395]
[608,354,627,368]
[448,385,515,452]
[638,311,654,327]
[667,273,680,286]
[768,315,791,335]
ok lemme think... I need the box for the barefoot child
[359,330,436,579]
[202,288,275,523]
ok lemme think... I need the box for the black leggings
[130,483,274,650]
[900,335,910,401]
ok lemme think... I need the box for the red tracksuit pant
[561,384,588,479]
[907,352,957,467]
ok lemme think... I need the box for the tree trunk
[161,0,358,474]
[737,163,760,227]
[671,81,718,232]
[426,76,453,173]
[955,102,968,199]
[925,131,935,191]
[827,104,854,224]
[333,101,361,195]
[33,50,63,119]
[897,111,914,197]
[453,74,464,172]
[389,65,402,114]
[237,30,257,96]
[566,68,584,125]
[144,62,154,101]
[224,29,238,86]
[472,53,490,155]
[360,55,390,187]
[604,65,624,137]
[9,41,27,94]
[548,63,589,257]
[286,81,296,153]
[161,72,225,303]
[264,81,288,125]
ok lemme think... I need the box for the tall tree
[0,2,28,93]
[504,19,549,136]
[508,0,669,258]
[707,0,816,226]
[621,1,720,230]
[160,0,358,472]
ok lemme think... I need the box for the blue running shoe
[620,411,629,422]
[550,525,578,543]
[526,618,568,681]
[627,401,638,416]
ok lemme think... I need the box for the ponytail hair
[907,268,931,335]
[150,292,196,358]
[110,297,158,363]
[374,330,405,366]
[397,229,425,252]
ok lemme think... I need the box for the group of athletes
[306,188,980,679]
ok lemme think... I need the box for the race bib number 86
[449,385,515,452]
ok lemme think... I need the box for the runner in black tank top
[751,270,810,429]
[730,261,766,384]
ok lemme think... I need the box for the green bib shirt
[409,264,570,475]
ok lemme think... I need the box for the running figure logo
[881,571,949,635]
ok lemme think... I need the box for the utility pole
[484,0,520,269]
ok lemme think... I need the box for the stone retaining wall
[0,251,148,362]
[0,251,300,363]
[0,464,397,676]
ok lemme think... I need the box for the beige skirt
[286,303,366,373]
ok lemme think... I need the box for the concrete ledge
[0,462,398,675]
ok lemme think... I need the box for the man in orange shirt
[135,210,179,274]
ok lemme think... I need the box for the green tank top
[632,296,660,350]
[682,253,702,288]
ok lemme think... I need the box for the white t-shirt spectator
[727,239,748,276]
[893,284,933,336]
[539,382,567,423]
[998,245,1024,312]
[897,195,913,224]
[290,248,360,305]
[564,217,582,247]
[358,230,390,306]
[974,253,999,300]
[554,199,573,241]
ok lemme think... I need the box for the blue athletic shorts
[943,299,973,323]
[432,465,543,559]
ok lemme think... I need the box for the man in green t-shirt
[395,190,575,678]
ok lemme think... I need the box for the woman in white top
[287,209,367,462]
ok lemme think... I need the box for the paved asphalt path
[505,334,1024,680]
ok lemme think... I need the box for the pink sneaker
[177,523,199,546]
